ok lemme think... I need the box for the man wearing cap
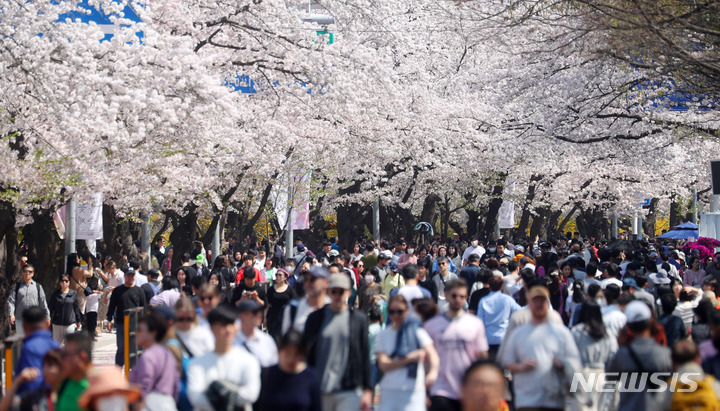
[607,300,673,411]
[281,266,330,335]
[234,300,278,368]
[302,274,372,411]
[187,307,261,411]
[500,285,580,411]
[375,250,392,282]
[317,241,333,266]
[107,268,147,367]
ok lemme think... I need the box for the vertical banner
[76,193,104,240]
[274,172,312,230]
[498,180,516,229]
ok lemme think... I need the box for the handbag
[206,380,244,411]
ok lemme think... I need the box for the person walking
[106,269,147,367]
[425,278,488,411]
[476,276,522,362]
[259,331,322,411]
[129,312,180,410]
[186,307,260,411]
[569,301,618,411]
[607,300,673,411]
[8,264,49,337]
[376,294,439,411]
[48,274,82,344]
[266,268,295,340]
[302,274,373,411]
[500,285,581,411]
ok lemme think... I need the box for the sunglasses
[176,317,194,323]
[450,293,467,300]
[60,279,69,283]
[388,309,405,316]
[329,289,345,296]
[438,262,447,266]
[22,270,34,273]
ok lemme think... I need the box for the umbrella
[657,221,699,240]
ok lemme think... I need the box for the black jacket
[302,306,371,391]
[48,289,82,326]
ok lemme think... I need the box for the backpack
[671,375,720,411]
[15,281,42,303]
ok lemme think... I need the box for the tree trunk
[336,202,372,250]
[575,208,611,240]
[479,182,505,240]
[643,198,660,238]
[529,207,548,240]
[21,210,63,295]
[517,175,542,240]
[669,195,684,228]
[545,210,563,239]
[169,205,199,268]
[0,201,18,338]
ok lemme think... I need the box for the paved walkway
[92,330,118,368]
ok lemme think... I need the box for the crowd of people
[7,232,720,411]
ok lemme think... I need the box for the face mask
[364,275,374,283]
[285,266,294,272]
[488,248,496,253]
[313,263,322,267]
[97,395,129,411]
[596,298,607,307]
[471,241,479,247]
[407,249,414,254]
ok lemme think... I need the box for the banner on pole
[274,172,311,231]
[76,193,104,240]
[498,180,516,229]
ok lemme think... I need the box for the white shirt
[187,346,261,411]
[134,273,148,287]
[601,305,627,339]
[599,277,623,289]
[85,293,101,313]
[106,270,125,289]
[234,329,278,368]
[500,321,580,409]
[376,326,432,392]
[462,246,486,263]
[176,325,215,358]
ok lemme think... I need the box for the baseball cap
[297,244,306,252]
[328,249,340,258]
[236,299,263,313]
[624,300,651,323]
[526,285,550,300]
[379,250,393,260]
[328,274,351,290]
[307,265,329,279]
[622,277,640,291]
[151,305,177,321]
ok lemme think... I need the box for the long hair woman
[570,301,618,411]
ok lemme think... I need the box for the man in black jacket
[106,269,146,367]
[302,273,372,411]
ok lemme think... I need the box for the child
[85,279,102,340]
[368,307,384,390]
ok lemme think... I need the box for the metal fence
[123,307,145,379]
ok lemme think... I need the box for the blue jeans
[114,322,124,367]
